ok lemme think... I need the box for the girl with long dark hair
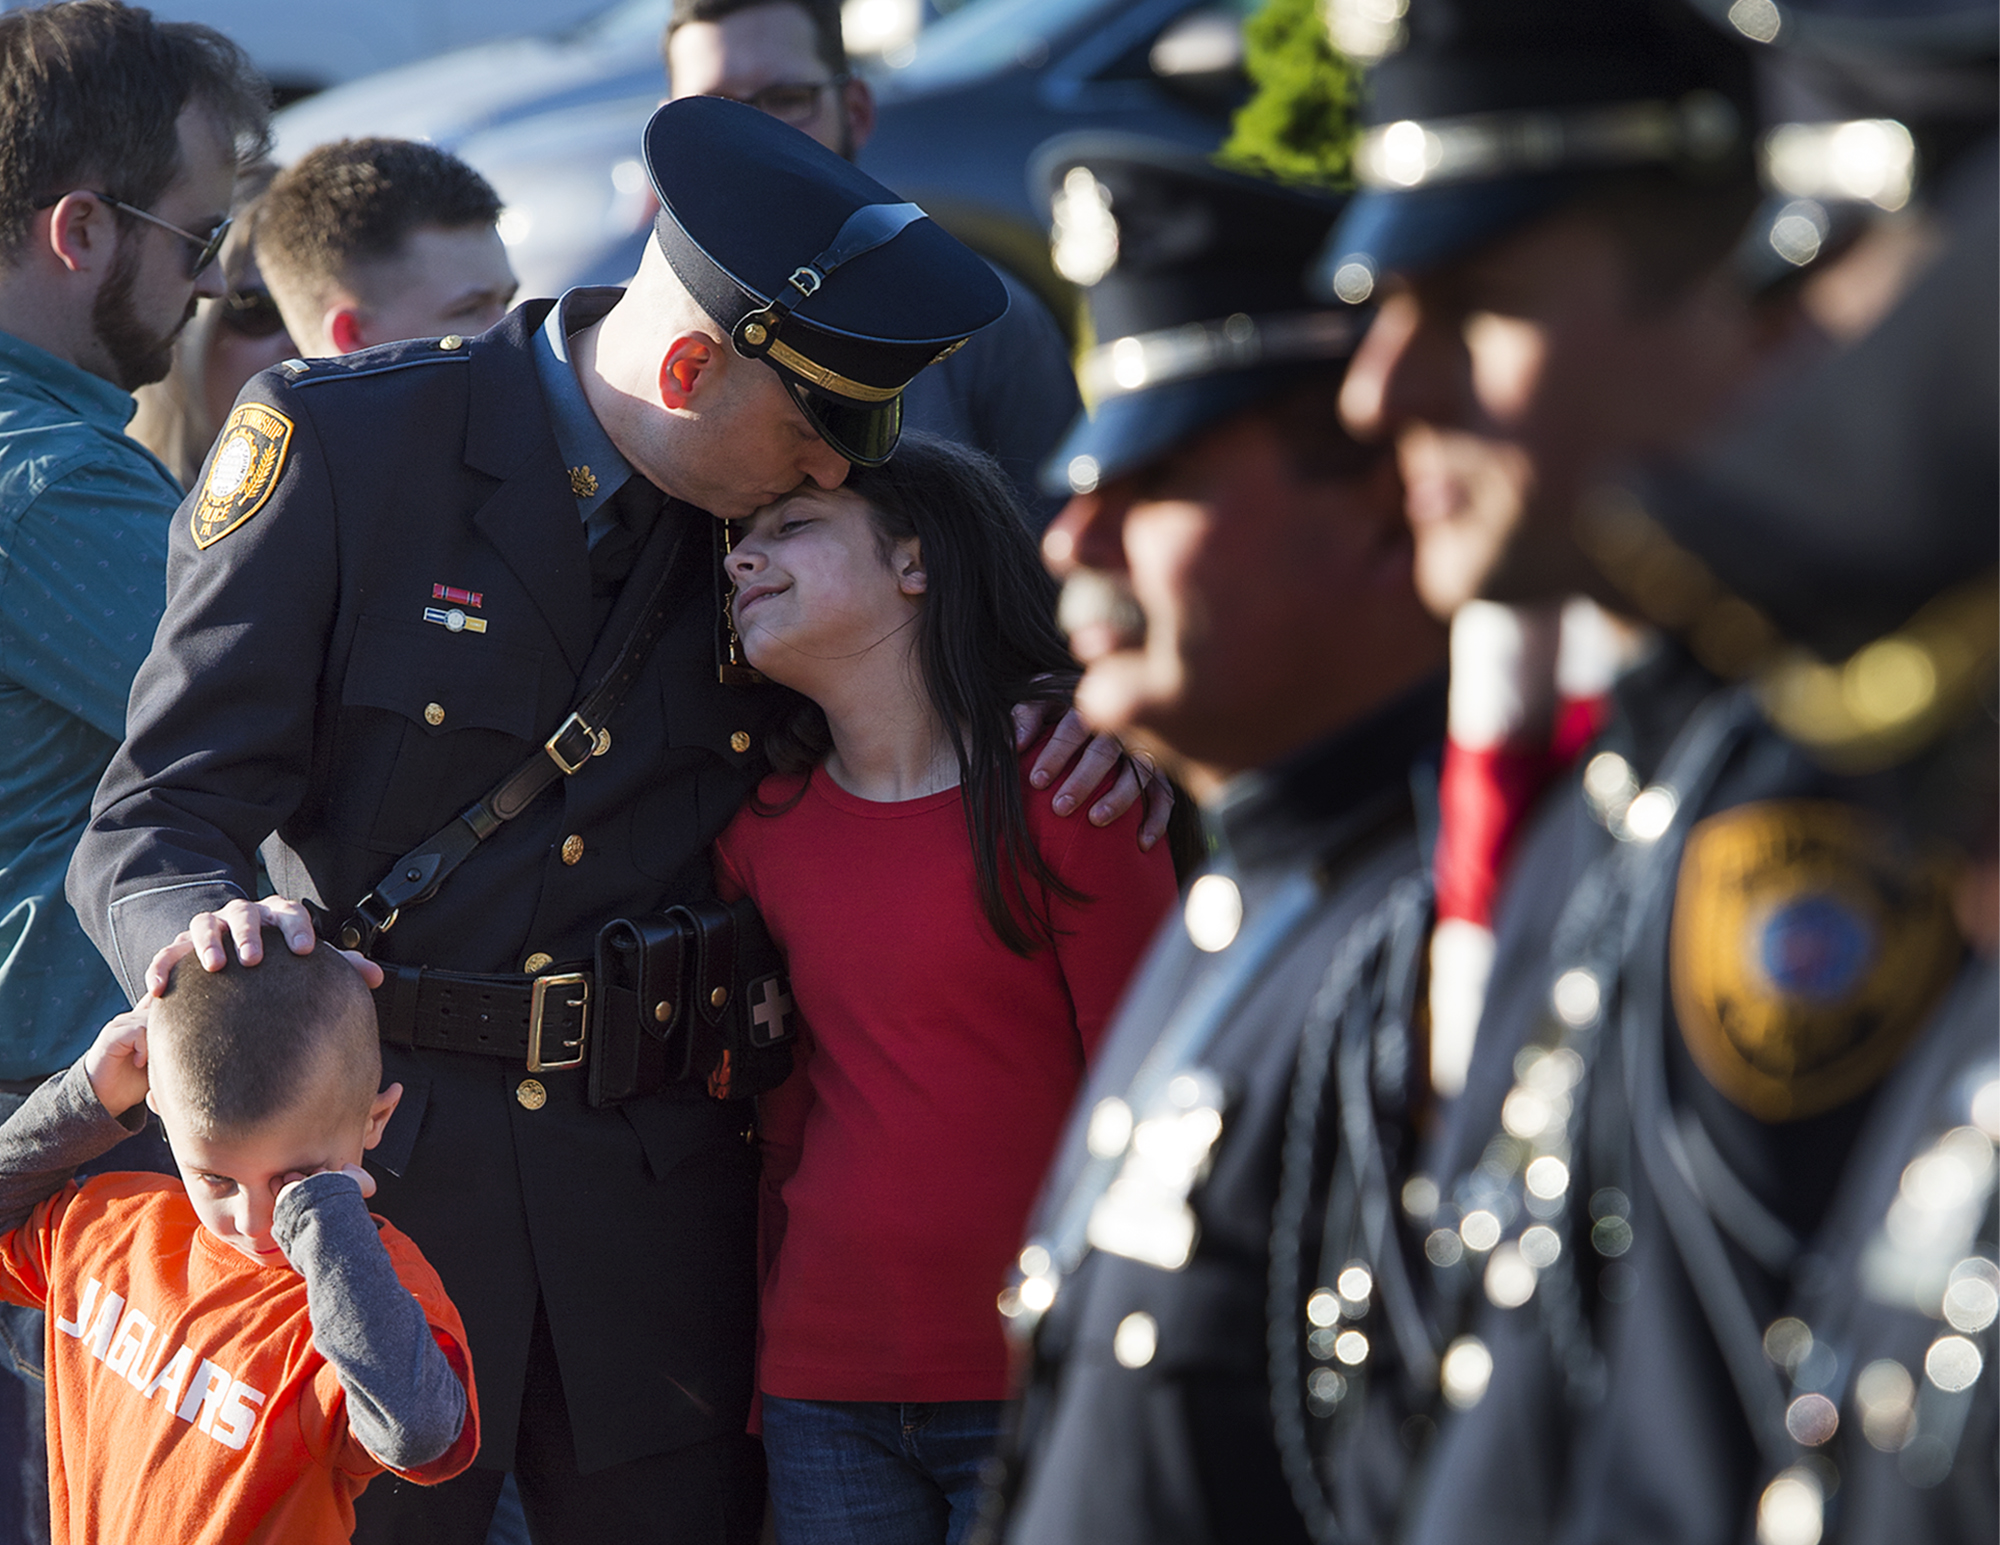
[714,434,1175,1544]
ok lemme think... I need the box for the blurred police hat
[644,97,1008,466]
[1033,134,1363,497]
[1314,0,1758,292]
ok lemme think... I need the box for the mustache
[1056,569,1146,644]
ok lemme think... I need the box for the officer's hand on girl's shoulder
[1015,702,1173,850]
[144,896,384,994]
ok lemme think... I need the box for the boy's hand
[82,1003,152,1119]
[276,1164,376,1213]
[144,897,384,995]
[1014,702,1173,850]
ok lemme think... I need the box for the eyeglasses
[216,288,287,340]
[712,75,850,126]
[33,190,231,279]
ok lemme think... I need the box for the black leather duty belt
[373,964,591,1073]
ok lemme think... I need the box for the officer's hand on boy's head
[82,1001,152,1120]
[143,896,386,996]
[1017,702,1173,850]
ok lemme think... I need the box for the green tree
[1218,0,1362,189]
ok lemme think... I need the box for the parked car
[271,0,1253,309]
[8,0,618,103]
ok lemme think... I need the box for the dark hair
[153,929,381,1137]
[760,433,1083,955]
[258,137,501,298]
[0,0,269,257]
[665,0,848,75]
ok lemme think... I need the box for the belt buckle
[544,712,598,776]
[527,972,590,1072]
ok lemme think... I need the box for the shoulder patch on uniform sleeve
[1670,800,1963,1122]
[192,403,293,549]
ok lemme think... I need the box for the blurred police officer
[983,138,1447,1545]
[1281,1,1998,1541]
[66,98,1053,1545]
[1600,10,2000,1536]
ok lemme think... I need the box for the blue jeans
[760,1396,1006,1545]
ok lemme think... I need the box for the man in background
[660,0,1080,525]
[0,2,267,1537]
[258,137,517,359]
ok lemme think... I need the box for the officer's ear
[327,308,368,357]
[659,334,718,410]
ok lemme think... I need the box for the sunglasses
[33,189,231,280]
[217,288,287,340]
[710,75,850,126]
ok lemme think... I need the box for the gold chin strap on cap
[730,200,928,370]
[1576,486,1999,775]
[763,337,904,402]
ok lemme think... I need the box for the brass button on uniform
[709,986,729,1009]
[561,834,585,865]
[516,1079,547,1110]
[523,952,554,975]
[439,334,464,350]
[729,730,751,754]
[423,702,445,727]
[653,1000,674,1023]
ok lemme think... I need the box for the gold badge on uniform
[192,403,293,549]
[1670,800,1962,1122]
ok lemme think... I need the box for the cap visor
[784,379,901,467]
[1041,371,1296,497]
[1316,178,1580,289]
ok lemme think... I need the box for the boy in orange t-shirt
[0,929,477,1543]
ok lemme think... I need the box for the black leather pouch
[590,896,796,1106]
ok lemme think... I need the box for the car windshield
[569,0,672,48]
[884,0,1110,89]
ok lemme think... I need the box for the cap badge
[1050,167,1119,286]
[1670,800,1961,1121]
[192,403,292,549]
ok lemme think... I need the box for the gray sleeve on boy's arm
[0,1063,147,1234]
[272,1172,467,1470]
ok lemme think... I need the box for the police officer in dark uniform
[983,139,1450,1545]
[1283,1,1998,1540]
[67,98,1041,1544]
[1592,14,2000,1528]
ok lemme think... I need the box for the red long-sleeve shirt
[715,757,1175,1401]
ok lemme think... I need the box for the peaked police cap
[1035,134,1364,496]
[1316,0,1757,290]
[643,96,1008,465]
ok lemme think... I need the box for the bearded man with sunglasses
[0,2,267,1538]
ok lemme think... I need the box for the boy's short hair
[152,931,381,1137]
[0,0,270,258]
[258,137,501,307]
[665,0,848,75]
